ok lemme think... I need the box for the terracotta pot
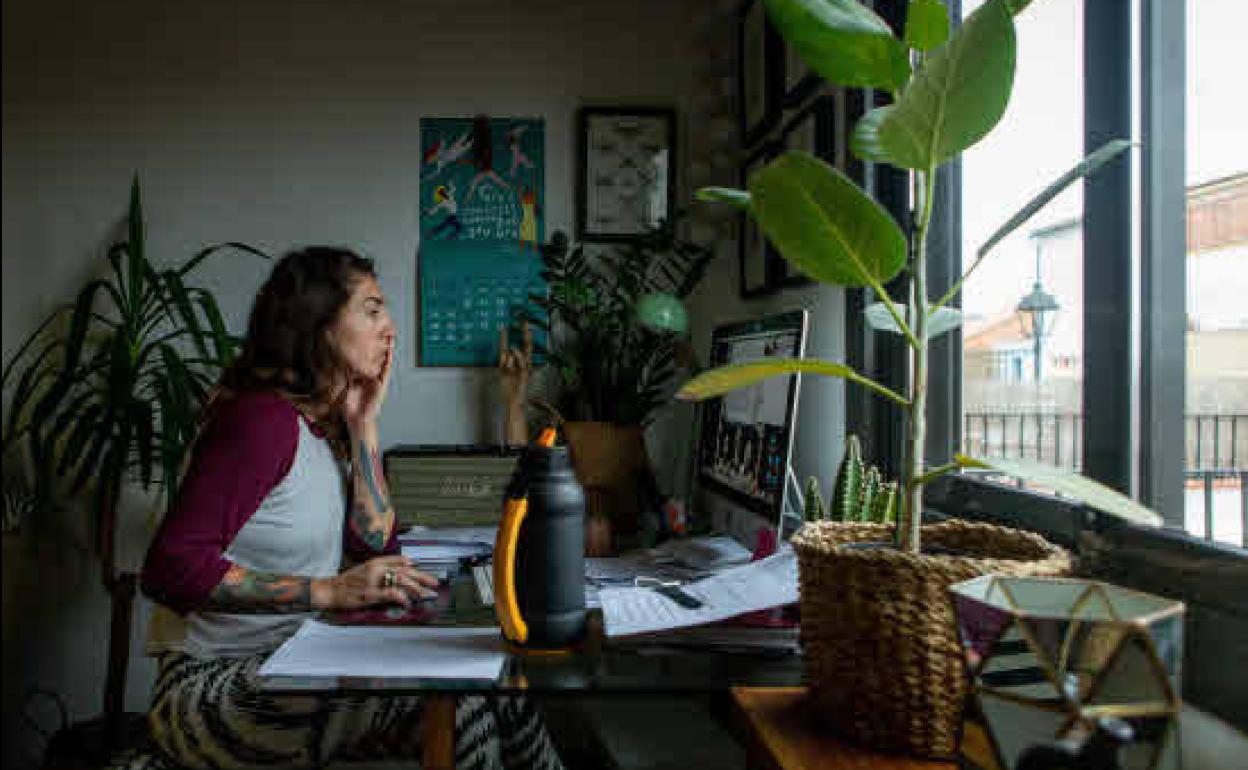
[561,421,647,549]
[792,519,1072,759]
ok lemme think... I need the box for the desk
[732,687,993,770]
[258,574,803,770]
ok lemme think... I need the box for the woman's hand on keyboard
[312,555,440,610]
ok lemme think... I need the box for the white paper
[600,548,797,637]
[259,620,506,680]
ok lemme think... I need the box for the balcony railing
[962,411,1248,548]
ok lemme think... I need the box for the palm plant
[680,0,1161,552]
[1,176,266,747]
[519,218,714,426]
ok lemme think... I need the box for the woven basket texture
[792,518,1071,758]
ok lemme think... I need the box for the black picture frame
[737,0,783,147]
[576,106,677,243]
[738,141,780,299]
[773,96,838,289]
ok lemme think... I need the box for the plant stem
[901,166,937,553]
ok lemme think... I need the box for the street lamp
[1016,275,1060,383]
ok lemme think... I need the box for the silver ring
[382,569,396,589]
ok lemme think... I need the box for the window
[1181,0,1248,547]
[959,0,1086,477]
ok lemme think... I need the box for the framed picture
[774,97,837,288]
[739,142,780,298]
[577,107,676,242]
[737,0,782,147]
[782,36,820,108]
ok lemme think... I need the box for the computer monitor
[696,309,808,530]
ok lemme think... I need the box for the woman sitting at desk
[140,247,563,770]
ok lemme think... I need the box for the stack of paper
[258,620,506,680]
[399,527,494,579]
[599,548,798,639]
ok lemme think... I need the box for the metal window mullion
[1082,0,1134,496]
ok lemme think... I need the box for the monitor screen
[696,310,808,524]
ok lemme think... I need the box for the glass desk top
[258,571,803,696]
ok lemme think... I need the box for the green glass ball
[637,292,688,334]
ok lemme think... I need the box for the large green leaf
[178,241,270,277]
[677,358,908,406]
[852,0,1016,170]
[749,151,907,288]
[127,177,146,328]
[904,0,950,52]
[957,455,1163,527]
[763,0,910,91]
[977,139,1132,259]
[936,139,1132,311]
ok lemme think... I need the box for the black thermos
[498,444,587,648]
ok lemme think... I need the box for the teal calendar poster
[418,116,545,366]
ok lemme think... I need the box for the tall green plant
[518,217,714,426]
[680,0,1158,552]
[1,177,267,573]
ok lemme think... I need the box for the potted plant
[517,219,714,552]
[680,0,1162,758]
[1,177,267,757]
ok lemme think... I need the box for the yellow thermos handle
[494,496,528,644]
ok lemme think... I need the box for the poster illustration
[418,116,545,366]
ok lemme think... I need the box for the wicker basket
[792,519,1071,759]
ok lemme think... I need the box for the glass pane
[1184,0,1248,548]
[960,0,1085,483]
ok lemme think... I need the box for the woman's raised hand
[341,338,394,432]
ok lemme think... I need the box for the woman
[140,247,564,770]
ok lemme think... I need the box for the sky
[959,0,1247,328]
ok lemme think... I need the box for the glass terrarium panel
[952,574,995,602]
[1147,613,1184,691]
[1086,633,1171,707]
[954,592,1015,667]
[999,577,1091,617]
[1102,584,1175,621]
[1069,583,1117,621]
[978,622,1062,703]
[978,692,1068,769]
[1062,621,1129,701]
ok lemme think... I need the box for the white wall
[2,0,700,764]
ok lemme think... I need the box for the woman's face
[329,274,395,380]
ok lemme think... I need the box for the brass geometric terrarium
[950,576,1184,770]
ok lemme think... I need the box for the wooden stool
[731,687,989,770]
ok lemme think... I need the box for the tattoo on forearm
[350,439,394,551]
[362,442,389,511]
[207,564,312,613]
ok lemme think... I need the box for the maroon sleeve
[140,391,299,615]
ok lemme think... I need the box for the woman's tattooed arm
[204,563,316,613]
[348,425,396,552]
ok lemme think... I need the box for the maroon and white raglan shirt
[141,390,398,657]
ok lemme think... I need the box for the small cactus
[803,476,827,521]
[871,481,898,524]
[829,435,898,523]
[831,435,864,521]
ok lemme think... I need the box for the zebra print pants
[143,652,565,770]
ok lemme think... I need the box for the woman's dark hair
[219,246,376,406]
